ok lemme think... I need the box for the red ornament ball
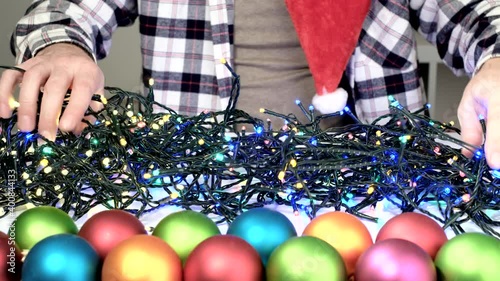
[0,231,22,281]
[355,239,437,281]
[376,212,447,259]
[184,235,264,281]
[78,210,147,259]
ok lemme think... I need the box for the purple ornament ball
[355,239,437,281]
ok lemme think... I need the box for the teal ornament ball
[266,236,347,281]
[227,208,297,265]
[435,233,500,281]
[22,234,99,281]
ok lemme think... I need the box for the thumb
[485,95,500,169]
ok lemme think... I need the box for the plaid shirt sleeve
[11,0,138,64]
[411,0,500,76]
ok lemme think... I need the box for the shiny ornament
[11,206,78,250]
[22,234,99,281]
[0,231,22,281]
[152,210,220,263]
[184,235,264,281]
[102,234,182,281]
[435,233,500,281]
[227,208,297,265]
[302,211,372,276]
[266,236,346,281]
[376,212,447,259]
[355,239,437,281]
[79,209,147,259]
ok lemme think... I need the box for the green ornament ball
[152,210,220,264]
[435,233,500,281]
[11,206,78,250]
[266,236,347,281]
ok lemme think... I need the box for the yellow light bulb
[171,192,179,199]
[367,186,375,194]
[278,171,285,180]
[198,139,205,145]
[100,96,108,105]
[39,158,49,167]
[61,169,69,176]
[290,159,297,168]
[43,166,53,174]
[296,182,304,189]
[143,173,152,179]
[120,138,127,147]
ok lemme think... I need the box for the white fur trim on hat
[312,88,348,114]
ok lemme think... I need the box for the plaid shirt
[11,0,500,122]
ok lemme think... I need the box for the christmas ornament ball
[22,234,99,281]
[355,239,437,281]
[266,236,347,281]
[152,210,220,263]
[11,206,78,250]
[184,235,264,281]
[78,209,147,259]
[0,231,22,281]
[376,212,447,259]
[302,211,372,276]
[227,208,297,265]
[435,233,500,281]
[102,234,182,281]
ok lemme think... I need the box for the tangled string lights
[0,64,498,238]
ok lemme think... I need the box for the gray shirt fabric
[233,1,346,129]
[233,0,316,128]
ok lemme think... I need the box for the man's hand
[459,57,500,169]
[0,43,104,141]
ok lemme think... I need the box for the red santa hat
[285,0,371,114]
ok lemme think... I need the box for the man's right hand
[0,43,104,141]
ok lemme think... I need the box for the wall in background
[0,0,468,126]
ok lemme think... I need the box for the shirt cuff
[473,52,500,76]
[15,25,96,64]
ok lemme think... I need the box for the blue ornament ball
[22,234,99,281]
[227,208,297,265]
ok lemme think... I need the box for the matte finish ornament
[355,239,437,281]
[22,234,99,281]
[376,212,448,259]
[11,206,78,250]
[184,235,264,281]
[227,208,297,265]
[302,211,373,276]
[102,235,182,281]
[0,231,22,281]
[78,209,147,259]
[266,236,347,281]
[435,233,500,281]
[152,210,220,263]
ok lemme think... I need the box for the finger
[59,71,103,132]
[74,92,105,135]
[485,95,500,169]
[38,70,72,141]
[458,96,483,158]
[17,64,51,131]
[0,69,23,118]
